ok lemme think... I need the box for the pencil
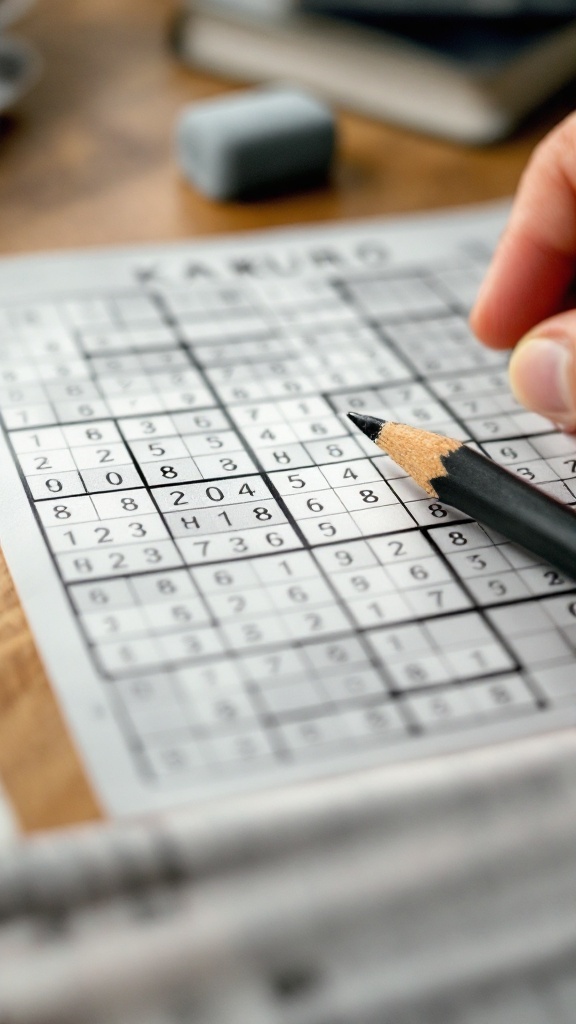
[347,412,576,582]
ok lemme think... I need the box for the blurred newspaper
[2,729,576,1022]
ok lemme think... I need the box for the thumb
[509,311,576,431]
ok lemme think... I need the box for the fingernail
[509,335,576,425]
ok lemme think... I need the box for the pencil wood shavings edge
[375,420,460,496]
[347,414,460,496]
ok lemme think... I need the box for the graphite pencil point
[347,412,383,441]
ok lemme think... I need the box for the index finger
[470,112,576,350]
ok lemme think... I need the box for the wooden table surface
[1,0,575,833]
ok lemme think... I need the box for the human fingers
[508,309,576,431]
[470,111,576,350]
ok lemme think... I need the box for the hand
[470,111,576,430]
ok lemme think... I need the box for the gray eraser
[176,86,336,201]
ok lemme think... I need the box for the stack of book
[172,0,576,143]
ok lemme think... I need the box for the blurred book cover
[173,0,576,143]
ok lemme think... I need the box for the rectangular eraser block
[176,86,336,201]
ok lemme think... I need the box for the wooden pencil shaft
[435,447,576,581]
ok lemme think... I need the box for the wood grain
[1,0,575,831]
[0,548,102,830]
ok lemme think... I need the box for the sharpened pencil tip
[347,412,384,442]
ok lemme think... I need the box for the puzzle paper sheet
[1,202,576,815]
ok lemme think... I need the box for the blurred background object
[0,0,36,30]
[176,86,336,200]
[173,0,576,142]
[0,0,39,113]
[196,0,576,12]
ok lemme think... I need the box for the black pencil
[347,412,576,582]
